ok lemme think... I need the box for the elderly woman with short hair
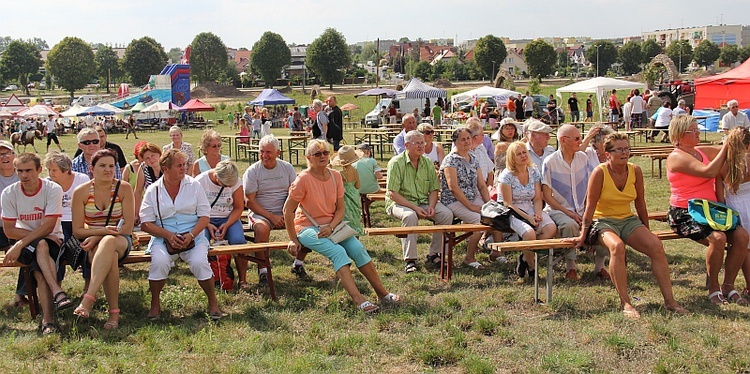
[140,149,223,320]
[195,159,245,245]
[163,126,194,173]
[283,139,400,313]
[192,129,228,177]
[312,99,328,140]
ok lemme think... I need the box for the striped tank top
[84,180,123,227]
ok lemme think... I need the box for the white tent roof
[140,101,176,113]
[98,103,125,114]
[61,104,89,117]
[19,105,60,118]
[555,77,646,121]
[395,78,446,99]
[451,86,520,105]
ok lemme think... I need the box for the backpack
[209,254,234,291]
[479,200,530,231]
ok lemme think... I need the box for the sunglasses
[311,150,330,158]
[422,130,434,135]
[80,139,100,145]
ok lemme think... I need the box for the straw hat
[331,145,360,166]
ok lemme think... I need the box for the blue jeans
[296,226,370,272]
[204,217,246,244]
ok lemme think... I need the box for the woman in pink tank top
[665,115,749,305]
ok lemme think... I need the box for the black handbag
[480,200,530,232]
[60,180,121,270]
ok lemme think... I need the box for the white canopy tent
[451,86,520,107]
[137,101,177,120]
[61,104,89,117]
[395,78,446,99]
[555,77,646,121]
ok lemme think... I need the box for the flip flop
[463,261,485,270]
[358,300,379,314]
[379,293,401,304]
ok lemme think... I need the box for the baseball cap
[525,120,552,133]
[0,140,13,151]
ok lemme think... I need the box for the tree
[523,39,556,79]
[190,32,229,83]
[25,37,48,51]
[430,60,446,81]
[122,36,168,86]
[0,40,41,96]
[307,28,351,89]
[740,45,750,63]
[474,34,507,79]
[46,37,95,101]
[693,40,720,69]
[586,40,617,77]
[358,42,378,64]
[618,41,643,75]
[249,32,290,87]
[666,40,693,72]
[641,39,663,64]
[719,45,740,65]
[167,47,183,64]
[413,60,431,80]
[95,46,122,93]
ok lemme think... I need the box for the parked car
[457,97,498,114]
[26,82,35,89]
[44,98,54,106]
[532,94,565,124]
[3,85,18,91]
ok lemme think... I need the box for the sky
[3,0,748,50]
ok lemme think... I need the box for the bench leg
[263,249,276,301]
[547,248,553,303]
[534,252,539,303]
[23,267,38,319]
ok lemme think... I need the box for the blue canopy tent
[248,89,295,106]
[76,105,116,116]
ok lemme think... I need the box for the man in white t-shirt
[629,90,646,129]
[1,153,67,334]
[721,99,750,133]
[242,135,299,281]
[43,115,64,153]
[523,91,535,119]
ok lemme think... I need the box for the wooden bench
[360,192,385,228]
[488,229,681,303]
[366,224,489,281]
[646,153,670,179]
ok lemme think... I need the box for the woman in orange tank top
[570,133,688,318]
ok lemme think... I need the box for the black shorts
[15,238,61,274]
[47,132,59,145]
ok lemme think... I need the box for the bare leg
[148,279,166,318]
[33,240,64,297]
[358,262,389,299]
[85,236,124,302]
[521,230,537,270]
[34,271,54,325]
[463,231,483,264]
[197,278,221,314]
[335,265,366,305]
[723,228,750,292]
[599,231,638,317]
[702,232,728,297]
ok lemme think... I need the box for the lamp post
[595,45,601,77]
[491,60,496,83]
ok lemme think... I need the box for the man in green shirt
[386,130,453,273]
[432,102,442,127]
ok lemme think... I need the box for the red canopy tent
[695,59,750,109]
[177,99,214,112]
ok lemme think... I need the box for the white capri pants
[447,196,484,224]
[148,236,213,281]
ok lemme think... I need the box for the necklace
[678,146,700,159]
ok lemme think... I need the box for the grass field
[1,90,749,373]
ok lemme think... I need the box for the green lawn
[1,96,748,373]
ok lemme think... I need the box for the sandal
[379,293,401,304]
[13,294,29,308]
[358,300,379,314]
[104,309,120,330]
[40,322,58,335]
[73,294,95,318]
[53,291,73,312]
[708,290,728,305]
[489,251,508,263]
[725,289,749,306]
[425,253,441,266]
[404,261,417,273]
[463,261,485,270]
[209,311,227,321]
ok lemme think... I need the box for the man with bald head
[393,114,417,155]
[541,124,608,281]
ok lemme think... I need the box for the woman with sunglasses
[191,130,228,177]
[417,123,444,165]
[570,133,688,318]
[283,140,400,313]
[666,115,749,305]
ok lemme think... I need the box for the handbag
[157,186,196,255]
[60,180,121,270]
[479,200,531,232]
[688,198,740,231]
[300,169,358,244]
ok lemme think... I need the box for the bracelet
[186,232,194,239]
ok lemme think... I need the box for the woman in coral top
[666,115,748,305]
[571,133,688,318]
[283,139,400,313]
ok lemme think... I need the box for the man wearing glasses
[721,99,749,133]
[71,128,122,179]
[542,125,608,281]
[393,114,418,155]
[386,130,453,273]
[524,120,555,169]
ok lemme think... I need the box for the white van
[71,95,102,107]
[364,98,425,126]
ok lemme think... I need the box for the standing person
[140,149,224,320]
[568,133,689,318]
[514,93,524,121]
[250,112,262,140]
[192,129,229,176]
[242,106,253,133]
[237,118,250,144]
[125,114,138,140]
[283,139,400,313]
[629,89,646,129]
[568,93,580,123]
[327,96,344,151]
[666,115,749,305]
[432,100,443,127]
[1,153,69,335]
[673,99,688,117]
[72,128,122,180]
[440,127,491,270]
[523,91,534,119]
[506,95,517,121]
[331,146,364,236]
[242,135,300,281]
[609,89,621,123]
[162,126,195,174]
[652,101,673,143]
[312,100,327,140]
[44,115,64,153]
[585,94,594,122]
[387,130,453,272]
[70,149,135,330]
[499,142,557,279]
[721,99,750,133]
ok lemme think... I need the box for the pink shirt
[288,169,344,233]
[667,148,716,208]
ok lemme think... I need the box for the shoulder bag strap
[156,186,165,228]
[104,180,121,226]
[210,186,225,208]
[299,169,338,228]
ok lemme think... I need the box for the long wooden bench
[360,192,386,228]
[366,224,489,281]
[488,229,682,303]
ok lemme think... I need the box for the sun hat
[0,140,12,151]
[525,120,552,133]
[331,145,361,166]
